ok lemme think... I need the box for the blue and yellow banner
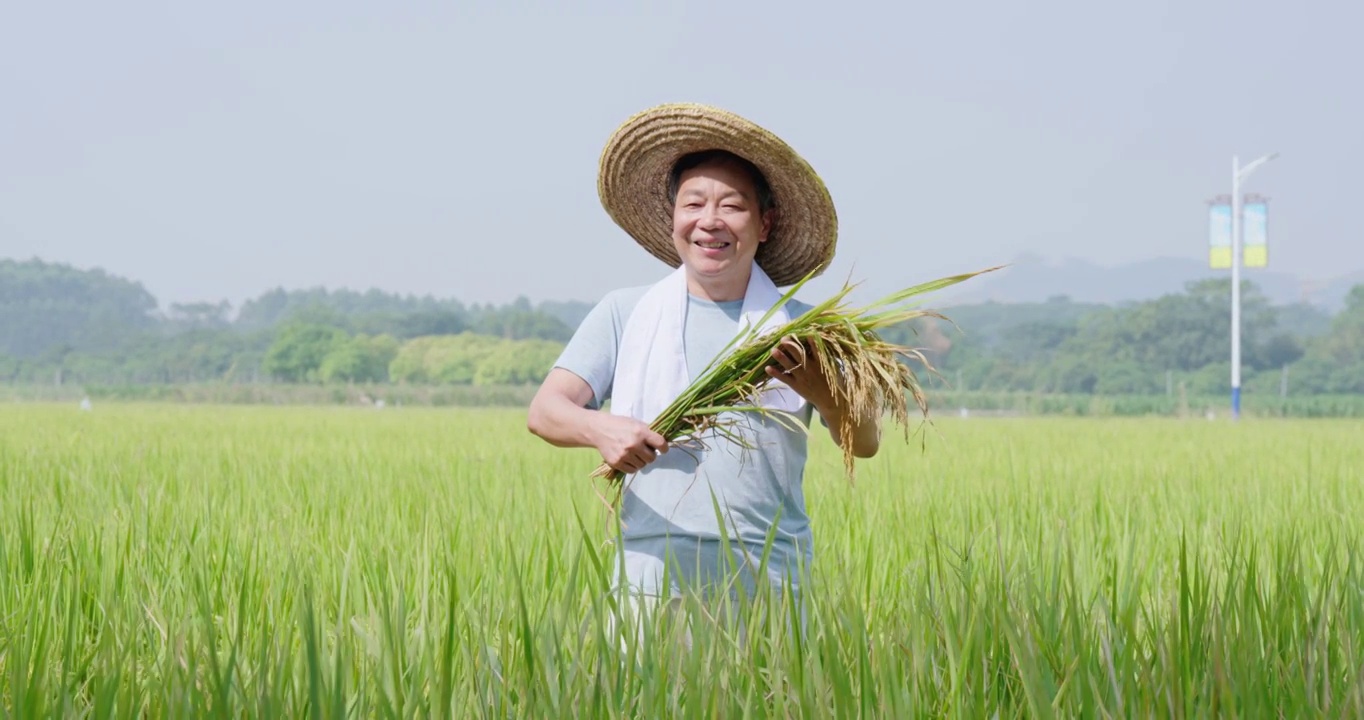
[1242,200,1268,268]
[1209,201,1232,269]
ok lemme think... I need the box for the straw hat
[597,103,838,288]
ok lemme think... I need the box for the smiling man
[527,103,881,638]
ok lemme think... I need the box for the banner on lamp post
[1208,197,1233,269]
[1242,195,1269,268]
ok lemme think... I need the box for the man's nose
[698,206,724,229]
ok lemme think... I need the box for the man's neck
[686,270,750,303]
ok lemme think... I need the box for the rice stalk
[589,265,1003,492]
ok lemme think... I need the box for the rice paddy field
[3,402,1364,718]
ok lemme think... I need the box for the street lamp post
[1230,152,1278,420]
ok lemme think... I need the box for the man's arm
[814,393,882,459]
[527,368,670,475]
[766,337,882,458]
[527,368,603,449]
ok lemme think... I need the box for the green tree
[1309,286,1364,365]
[473,339,565,386]
[1187,362,1235,396]
[388,336,438,384]
[390,333,502,384]
[1294,285,1364,393]
[1258,333,1305,370]
[234,286,470,334]
[472,298,572,342]
[0,258,159,358]
[998,320,1078,365]
[1093,361,1162,395]
[387,334,562,386]
[319,334,401,384]
[1038,354,1100,394]
[263,323,348,383]
[425,334,502,384]
[388,311,466,339]
[1051,280,1276,384]
[0,354,22,383]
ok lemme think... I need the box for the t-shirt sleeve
[552,292,624,410]
[786,298,815,320]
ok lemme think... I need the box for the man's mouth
[694,240,730,250]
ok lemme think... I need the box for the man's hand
[589,414,669,476]
[528,368,672,475]
[764,335,882,458]
[764,335,835,409]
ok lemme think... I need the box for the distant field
[10,382,1364,418]
[3,405,1363,716]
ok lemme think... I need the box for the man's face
[670,160,772,287]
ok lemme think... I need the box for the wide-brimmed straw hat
[597,103,838,288]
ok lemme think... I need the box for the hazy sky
[2,1,1360,309]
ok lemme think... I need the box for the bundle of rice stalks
[589,265,1000,492]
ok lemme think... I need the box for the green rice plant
[590,266,1001,488]
[4,405,1364,716]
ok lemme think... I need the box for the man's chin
[683,258,733,275]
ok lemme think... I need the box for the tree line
[0,259,589,387]
[893,279,1363,397]
[2,258,1362,397]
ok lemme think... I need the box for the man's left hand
[764,334,882,459]
[764,335,834,411]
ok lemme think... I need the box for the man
[527,103,881,635]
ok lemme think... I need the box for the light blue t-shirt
[554,284,819,598]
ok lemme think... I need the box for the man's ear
[760,209,776,242]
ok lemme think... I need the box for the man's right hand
[528,368,669,474]
[589,414,669,475]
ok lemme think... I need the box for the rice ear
[589,266,1002,504]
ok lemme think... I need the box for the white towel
[611,262,806,434]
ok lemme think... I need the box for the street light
[1230,152,1278,420]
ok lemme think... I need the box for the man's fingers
[629,447,655,470]
[645,431,669,454]
[769,346,792,372]
[776,338,812,372]
[617,450,649,474]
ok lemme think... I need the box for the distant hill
[1312,271,1364,314]
[1,258,160,358]
[934,255,1362,314]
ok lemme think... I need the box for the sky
[2,0,1360,310]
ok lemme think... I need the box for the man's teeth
[697,241,729,248]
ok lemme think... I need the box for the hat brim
[597,103,838,288]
